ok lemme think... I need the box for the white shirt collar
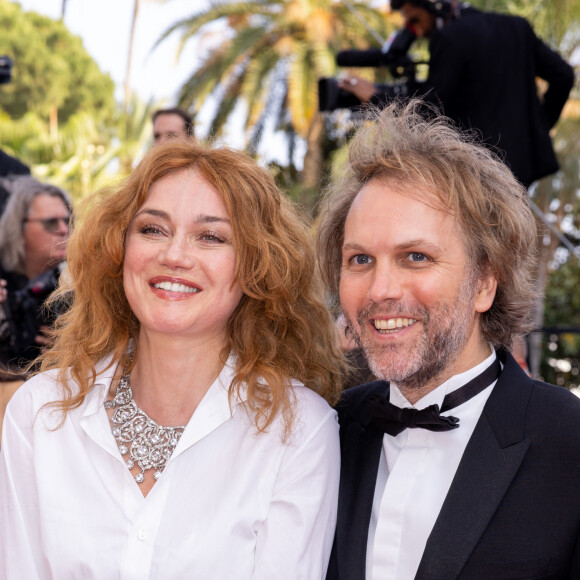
[80,350,119,418]
[81,351,244,413]
[390,348,497,411]
[80,351,247,457]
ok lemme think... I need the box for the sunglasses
[24,216,71,233]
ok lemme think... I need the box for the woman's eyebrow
[133,209,230,225]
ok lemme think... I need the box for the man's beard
[344,277,478,393]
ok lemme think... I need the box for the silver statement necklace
[104,369,185,484]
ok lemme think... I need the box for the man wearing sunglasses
[0,177,72,370]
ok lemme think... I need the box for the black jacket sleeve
[532,31,575,128]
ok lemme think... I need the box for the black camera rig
[318,27,418,112]
[4,265,68,363]
[0,56,12,85]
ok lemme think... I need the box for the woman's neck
[126,331,228,426]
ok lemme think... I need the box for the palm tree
[156,0,394,200]
[116,94,159,176]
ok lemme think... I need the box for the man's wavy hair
[0,176,72,275]
[42,142,344,434]
[317,100,538,350]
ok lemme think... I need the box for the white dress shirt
[367,350,499,580]
[0,354,340,580]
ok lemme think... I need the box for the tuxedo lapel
[416,415,529,578]
[416,351,533,579]
[334,381,388,580]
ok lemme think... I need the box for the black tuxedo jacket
[327,350,580,579]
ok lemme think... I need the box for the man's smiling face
[339,178,496,398]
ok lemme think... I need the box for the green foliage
[0,109,116,199]
[116,94,159,177]
[0,3,160,200]
[469,0,580,54]
[0,93,157,200]
[545,259,580,327]
[531,110,580,386]
[32,112,117,198]
[0,0,115,124]
[542,257,580,388]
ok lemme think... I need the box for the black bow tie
[368,357,502,436]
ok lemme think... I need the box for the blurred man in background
[152,107,194,145]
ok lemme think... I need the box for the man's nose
[368,261,404,303]
[56,217,70,235]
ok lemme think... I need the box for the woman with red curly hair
[0,143,344,579]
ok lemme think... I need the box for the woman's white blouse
[0,355,340,579]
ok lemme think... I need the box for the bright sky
[15,0,255,149]
[15,0,206,104]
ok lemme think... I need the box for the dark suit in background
[427,8,573,186]
[371,6,575,187]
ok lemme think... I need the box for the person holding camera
[337,0,574,187]
[0,177,72,369]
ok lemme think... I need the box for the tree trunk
[528,178,561,378]
[123,0,140,119]
[300,112,325,213]
[529,225,550,378]
[49,104,58,142]
[120,0,140,175]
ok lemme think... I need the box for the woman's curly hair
[42,142,345,435]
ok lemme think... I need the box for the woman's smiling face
[123,168,243,344]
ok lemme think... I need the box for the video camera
[4,264,69,362]
[318,27,417,112]
[0,56,13,85]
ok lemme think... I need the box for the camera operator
[0,177,72,370]
[337,0,575,187]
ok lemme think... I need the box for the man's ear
[474,268,497,314]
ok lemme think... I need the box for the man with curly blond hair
[319,101,580,579]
